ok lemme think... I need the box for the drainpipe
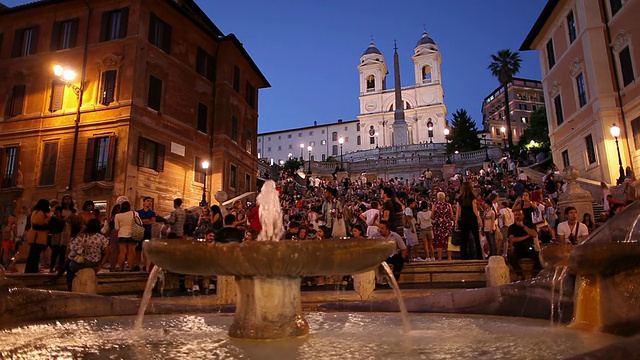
[599,0,633,174]
[208,38,222,204]
[67,0,92,190]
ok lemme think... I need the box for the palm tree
[488,49,522,156]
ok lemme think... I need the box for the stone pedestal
[485,256,510,287]
[557,166,593,222]
[72,268,97,294]
[352,270,376,300]
[216,275,237,304]
[230,276,308,339]
[442,163,456,181]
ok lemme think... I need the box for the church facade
[357,32,448,149]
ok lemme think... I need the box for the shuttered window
[51,18,78,50]
[149,12,172,53]
[148,75,162,111]
[40,142,58,186]
[1,147,20,188]
[137,137,165,172]
[50,80,64,112]
[100,70,117,105]
[100,8,129,42]
[197,103,208,133]
[8,85,26,116]
[84,136,116,182]
[11,26,39,57]
[196,47,215,81]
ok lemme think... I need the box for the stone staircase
[399,260,488,289]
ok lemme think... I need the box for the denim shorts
[118,237,137,244]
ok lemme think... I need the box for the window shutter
[207,53,215,81]
[148,76,162,111]
[68,18,79,48]
[99,11,109,42]
[148,12,157,44]
[9,147,20,186]
[84,137,95,182]
[28,25,39,55]
[137,136,145,166]
[11,29,24,57]
[119,8,129,39]
[156,143,165,172]
[50,81,64,112]
[105,135,116,181]
[50,21,61,51]
[101,70,116,105]
[163,23,172,54]
[10,85,26,116]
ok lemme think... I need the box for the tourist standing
[455,182,482,260]
[24,199,51,273]
[136,197,156,270]
[417,201,435,261]
[114,201,140,271]
[431,192,453,261]
[167,198,186,238]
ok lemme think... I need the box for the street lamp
[307,145,313,175]
[427,120,434,143]
[443,128,452,164]
[299,143,304,160]
[375,131,379,148]
[500,126,507,151]
[338,136,344,170]
[54,64,84,190]
[199,160,210,207]
[482,133,490,162]
[610,124,626,185]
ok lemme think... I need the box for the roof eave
[520,0,560,51]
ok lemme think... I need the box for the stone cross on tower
[392,41,409,146]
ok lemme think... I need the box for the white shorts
[403,228,419,246]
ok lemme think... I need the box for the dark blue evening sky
[4,0,547,133]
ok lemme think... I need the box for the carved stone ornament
[147,62,168,78]
[569,58,584,77]
[548,81,561,97]
[611,30,630,52]
[98,54,123,70]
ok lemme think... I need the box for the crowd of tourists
[1,157,636,287]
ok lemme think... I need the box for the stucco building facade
[0,0,268,217]
[521,0,639,184]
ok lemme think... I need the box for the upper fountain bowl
[144,238,396,277]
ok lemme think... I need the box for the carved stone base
[230,276,308,339]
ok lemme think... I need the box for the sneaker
[412,257,426,262]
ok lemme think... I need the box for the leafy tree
[488,49,522,156]
[518,107,550,149]
[446,109,481,153]
[283,158,303,176]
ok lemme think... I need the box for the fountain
[2,183,639,357]
[144,180,396,339]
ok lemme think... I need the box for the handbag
[451,229,462,246]
[131,211,145,241]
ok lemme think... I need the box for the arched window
[422,65,432,82]
[366,75,375,90]
[356,123,360,131]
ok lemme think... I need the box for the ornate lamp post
[338,137,344,170]
[482,133,490,162]
[199,160,210,207]
[307,145,312,175]
[443,128,452,164]
[53,65,84,190]
[427,120,434,143]
[500,126,507,151]
[299,143,304,161]
[374,131,379,148]
[610,124,626,185]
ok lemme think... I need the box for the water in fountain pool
[0,312,620,359]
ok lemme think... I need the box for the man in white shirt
[556,206,589,245]
[359,201,380,238]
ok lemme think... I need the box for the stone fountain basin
[569,242,640,276]
[144,238,396,277]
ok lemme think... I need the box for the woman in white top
[416,201,435,261]
[114,201,139,271]
[359,201,381,238]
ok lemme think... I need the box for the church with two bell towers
[357,32,448,149]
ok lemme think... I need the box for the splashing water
[256,180,284,241]
[134,265,163,331]
[380,262,411,333]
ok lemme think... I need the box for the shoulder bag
[131,211,145,241]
